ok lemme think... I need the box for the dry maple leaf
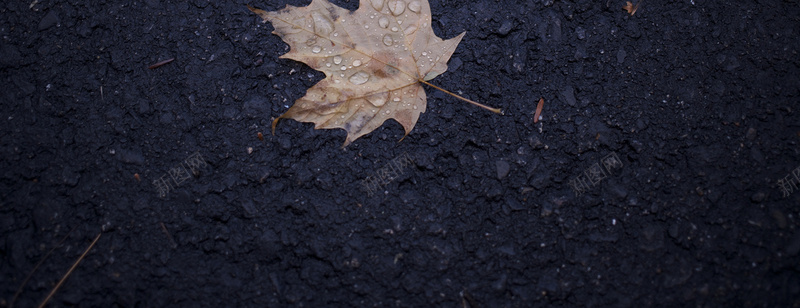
[249,0,500,146]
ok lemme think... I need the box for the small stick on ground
[148,58,174,69]
[11,228,76,308]
[38,232,101,308]
[160,222,178,249]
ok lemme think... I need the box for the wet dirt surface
[2,0,799,306]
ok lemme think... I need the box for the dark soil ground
[2,0,800,306]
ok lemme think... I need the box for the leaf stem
[418,79,503,115]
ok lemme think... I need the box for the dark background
[2,0,799,306]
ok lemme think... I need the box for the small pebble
[496,161,510,180]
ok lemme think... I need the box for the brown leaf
[623,1,640,15]
[250,0,465,146]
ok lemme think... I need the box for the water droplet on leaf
[408,1,421,12]
[367,93,387,106]
[311,11,334,35]
[349,71,370,85]
[371,0,385,11]
[389,0,405,15]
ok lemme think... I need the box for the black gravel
[2,0,800,306]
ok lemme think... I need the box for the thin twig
[11,228,76,308]
[160,222,178,249]
[148,58,174,69]
[38,232,102,308]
